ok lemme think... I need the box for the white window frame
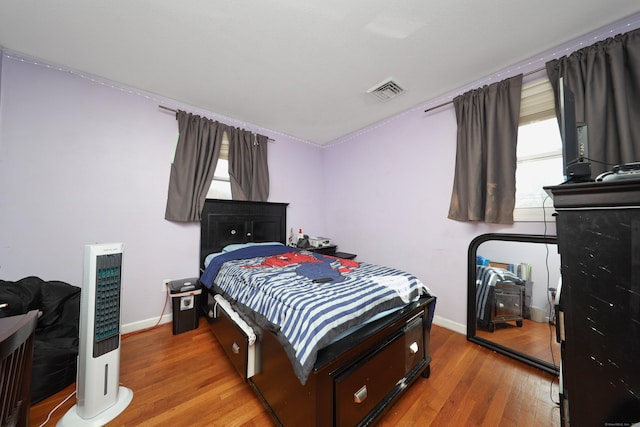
[513,147,560,222]
[513,77,562,222]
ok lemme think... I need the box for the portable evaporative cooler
[58,243,133,426]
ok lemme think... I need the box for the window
[206,131,232,199]
[513,77,563,222]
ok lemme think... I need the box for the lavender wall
[0,56,325,329]
[322,107,551,331]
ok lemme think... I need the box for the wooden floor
[29,319,561,426]
[476,318,561,366]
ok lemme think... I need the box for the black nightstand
[334,251,357,260]
[306,245,357,260]
[305,245,337,255]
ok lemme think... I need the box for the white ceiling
[1,1,640,145]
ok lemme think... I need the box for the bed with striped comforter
[199,245,431,385]
[476,265,525,322]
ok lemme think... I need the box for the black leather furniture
[0,276,80,403]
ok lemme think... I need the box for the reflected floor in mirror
[477,318,560,366]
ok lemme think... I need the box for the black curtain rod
[159,105,275,142]
[423,66,546,113]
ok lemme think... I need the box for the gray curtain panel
[164,110,224,222]
[228,128,270,201]
[448,74,523,224]
[546,28,640,178]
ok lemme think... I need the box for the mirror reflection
[468,234,560,374]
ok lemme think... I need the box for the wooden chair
[1,310,38,427]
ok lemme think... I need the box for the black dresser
[547,181,640,427]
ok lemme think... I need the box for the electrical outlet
[162,279,171,293]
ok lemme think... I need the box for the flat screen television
[559,78,591,182]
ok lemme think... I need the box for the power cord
[122,283,171,339]
[37,390,76,427]
[583,157,615,168]
[542,194,561,406]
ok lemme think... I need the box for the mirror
[467,233,560,375]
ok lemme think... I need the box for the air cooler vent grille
[367,78,405,101]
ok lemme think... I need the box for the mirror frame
[467,233,559,375]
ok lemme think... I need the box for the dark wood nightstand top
[305,245,337,254]
[333,251,357,260]
[305,245,357,260]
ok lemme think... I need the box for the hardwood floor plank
[29,319,560,426]
[480,358,516,426]
[476,319,560,366]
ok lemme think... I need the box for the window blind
[219,131,229,160]
[519,78,556,125]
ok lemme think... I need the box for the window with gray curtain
[448,74,523,224]
[164,111,270,222]
[546,28,640,178]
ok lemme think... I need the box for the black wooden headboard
[199,199,289,270]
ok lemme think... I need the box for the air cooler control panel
[94,252,122,358]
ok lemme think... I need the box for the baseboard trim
[122,314,173,334]
[432,315,466,335]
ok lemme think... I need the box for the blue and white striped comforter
[200,246,430,384]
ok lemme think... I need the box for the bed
[475,265,525,332]
[198,199,436,426]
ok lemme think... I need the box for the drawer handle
[354,385,368,404]
[409,342,419,354]
[231,342,240,354]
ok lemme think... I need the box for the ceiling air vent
[366,78,405,101]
